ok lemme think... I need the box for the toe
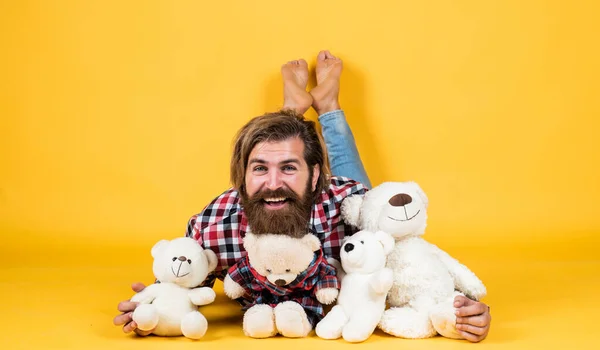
[317,50,327,61]
[298,59,308,67]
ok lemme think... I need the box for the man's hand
[112,282,153,336]
[454,295,491,342]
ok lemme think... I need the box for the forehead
[248,137,306,164]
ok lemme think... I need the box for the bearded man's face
[241,137,319,237]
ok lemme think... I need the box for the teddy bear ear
[302,234,321,252]
[375,230,395,255]
[203,249,218,272]
[151,239,170,258]
[341,194,365,228]
[409,181,429,208]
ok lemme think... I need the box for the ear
[311,164,320,192]
[375,230,395,255]
[409,181,429,208]
[151,240,170,258]
[203,249,218,272]
[302,234,321,252]
[341,195,364,228]
[243,232,258,256]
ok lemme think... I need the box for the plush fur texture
[341,181,486,339]
[131,237,218,339]
[223,233,339,338]
[316,230,395,343]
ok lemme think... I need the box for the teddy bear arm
[223,274,247,300]
[368,267,394,295]
[430,243,487,300]
[130,283,158,304]
[188,287,217,306]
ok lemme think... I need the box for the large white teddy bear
[131,237,218,339]
[341,181,487,339]
[316,230,395,343]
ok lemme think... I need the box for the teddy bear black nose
[389,193,412,207]
[344,243,354,252]
[178,256,187,262]
[274,279,287,287]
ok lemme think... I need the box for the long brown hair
[230,109,331,196]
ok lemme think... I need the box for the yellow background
[1,0,598,349]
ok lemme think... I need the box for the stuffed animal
[341,181,487,339]
[130,237,218,339]
[315,230,395,343]
[223,232,340,338]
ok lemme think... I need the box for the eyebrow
[248,158,302,166]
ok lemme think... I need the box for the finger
[456,315,488,327]
[122,321,137,333]
[113,312,133,326]
[458,330,484,343]
[456,323,487,336]
[455,301,488,317]
[453,295,474,308]
[117,301,138,313]
[131,282,146,293]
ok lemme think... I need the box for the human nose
[265,170,283,190]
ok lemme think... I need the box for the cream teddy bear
[342,181,487,339]
[223,232,339,338]
[131,237,218,339]
[316,230,395,343]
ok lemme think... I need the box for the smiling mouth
[171,266,190,278]
[388,209,421,222]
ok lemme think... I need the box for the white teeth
[265,197,286,202]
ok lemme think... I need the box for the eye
[253,165,267,173]
[172,257,177,261]
[360,241,364,244]
[285,269,291,273]
[282,165,297,173]
[187,259,192,264]
[266,269,272,273]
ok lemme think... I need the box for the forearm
[319,110,371,188]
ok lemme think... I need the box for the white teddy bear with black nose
[131,237,218,339]
[316,230,395,343]
[341,181,487,339]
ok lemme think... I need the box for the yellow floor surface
[2,241,599,350]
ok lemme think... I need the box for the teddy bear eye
[266,269,272,273]
[285,269,291,273]
[172,257,177,261]
[187,259,192,264]
[360,241,364,244]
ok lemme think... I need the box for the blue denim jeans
[319,110,372,189]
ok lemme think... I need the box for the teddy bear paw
[181,311,208,339]
[243,305,277,338]
[274,301,312,338]
[316,287,339,305]
[379,307,436,339]
[132,304,159,331]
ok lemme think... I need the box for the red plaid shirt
[185,176,367,287]
[227,248,339,326]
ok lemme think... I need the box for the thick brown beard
[241,178,316,238]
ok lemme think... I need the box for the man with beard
[114,50,492,342]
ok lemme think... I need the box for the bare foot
[310,50,342,115]
[281,59,313,115]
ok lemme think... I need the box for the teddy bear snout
[344,243,355,252]
[274,279,287,287]
[389,193,412,207]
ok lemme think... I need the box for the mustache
[249,187,300,202]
